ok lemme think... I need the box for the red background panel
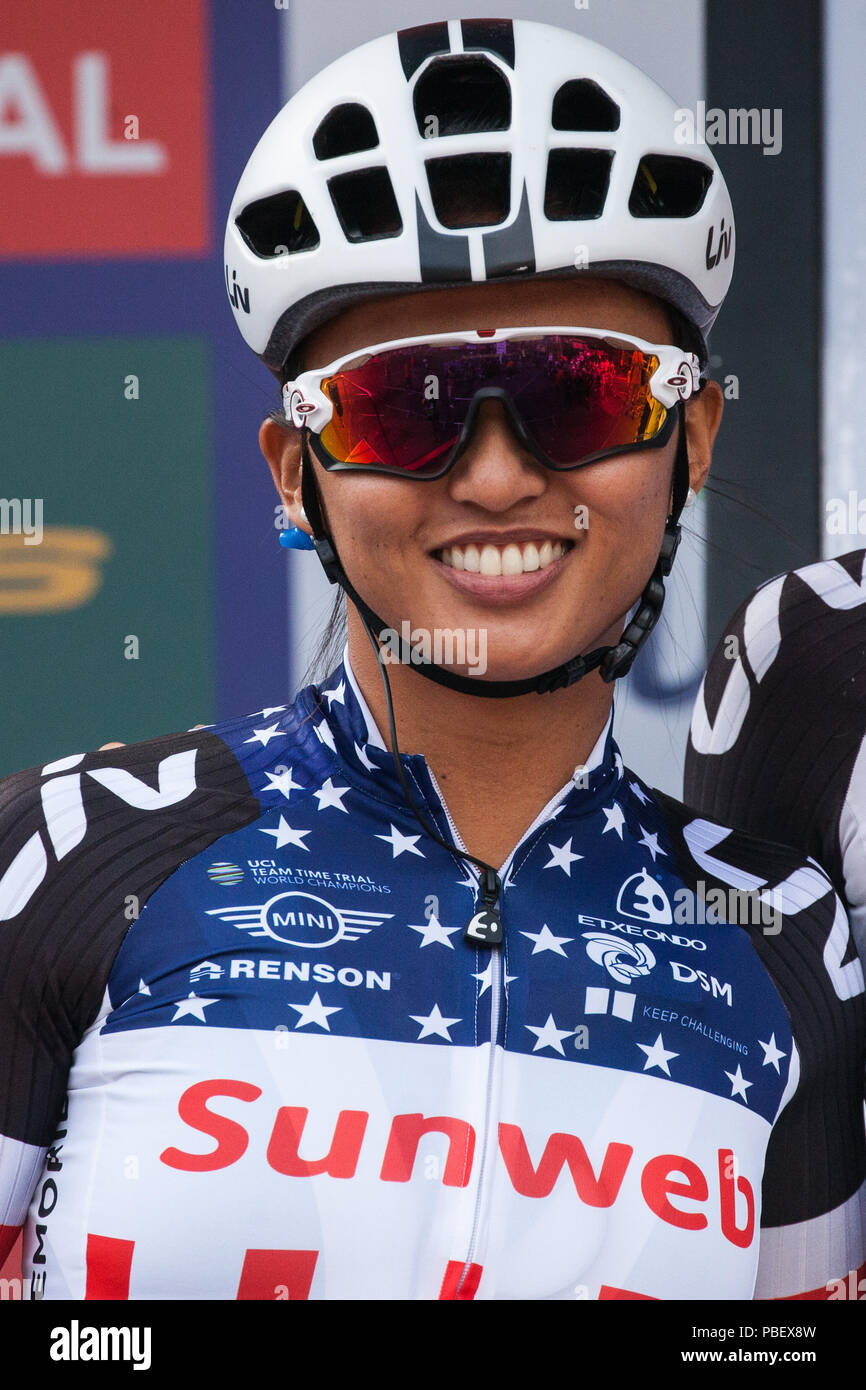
[1,0,209,257]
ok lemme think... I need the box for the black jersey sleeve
[0,729,259,1252]
[684,548,866,967]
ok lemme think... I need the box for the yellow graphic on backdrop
[0,528,112,613]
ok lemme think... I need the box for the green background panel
[0,339,214,777]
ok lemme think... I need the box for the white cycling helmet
[224,16,734,380]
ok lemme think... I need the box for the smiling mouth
[433,538,574,577]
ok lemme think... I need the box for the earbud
[279,527,315,550]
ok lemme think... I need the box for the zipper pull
[464,866,503,947]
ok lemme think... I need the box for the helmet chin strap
[299,404,690,698]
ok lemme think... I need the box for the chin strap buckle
[658,518,682,576]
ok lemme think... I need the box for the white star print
[525,1014,574,1056]
[354,741,378,772]
[636,1033,678,1076]
[261,766,304,799]
[456,864,478,893]
[630,780,651,806]
[501,860,518,892]
[289,991,341,1031]
[313,720,336,753]
[260,816,311,851]
[520,923,574,956]
[313,778,350,812]
[544,837,582,876]
[614,750,624,778]
[473,960,518,995]
[171,992,218,1022]
[638,826,666,862]
[758,1034,787,1073]
[408,915,461,949]
[725,1064,753,1102]
[137,978,151,996]
[602,804,626,838]
[256,706,287,719]
[323,680,346,707]
[244,722,284,747]
[376,823,425,858]
[410,1003,461,1041]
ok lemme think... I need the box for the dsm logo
[205,891,393,948]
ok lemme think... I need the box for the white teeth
[501,544,523,576]
[479,544,502,576]
[463,544,480,573]
[438,538,569,575]
[522,542,540,572]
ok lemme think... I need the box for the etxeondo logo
[50,1319,151,1370]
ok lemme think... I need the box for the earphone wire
[359,615,503,890]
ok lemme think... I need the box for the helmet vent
[413,55,511,137]
[629,155,713,217]
[552,79,620,132]
[313,103,379,160]
[426,153,511,229]
[235,190,320,257]
[327,167,403,241]
[544,148,613,220]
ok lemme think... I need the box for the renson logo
[205,891,393,948]
[160,1081,755,1249]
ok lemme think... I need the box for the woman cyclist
[0,17,863,1301]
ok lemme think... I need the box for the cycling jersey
[685,548,866,967]
[1,648,864,1301]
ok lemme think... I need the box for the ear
[684,379,724,497]
[259,417,311,533]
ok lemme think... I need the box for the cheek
[576,455,671,552]
[317,475,424,580]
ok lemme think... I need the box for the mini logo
[582,931,656,985]
[207,862,244,887]
[205,891,393,948]
[616,869,673,924]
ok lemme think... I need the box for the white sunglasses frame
[281,325,700,442]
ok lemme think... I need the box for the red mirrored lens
[318,335,666,475]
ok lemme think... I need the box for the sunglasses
[281,326,701,480]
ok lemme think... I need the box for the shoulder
[0,694,336,940]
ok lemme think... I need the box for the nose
[446,398,546,509]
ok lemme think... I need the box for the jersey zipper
[423,766,578,1298]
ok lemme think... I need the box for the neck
[344,609,616,867]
